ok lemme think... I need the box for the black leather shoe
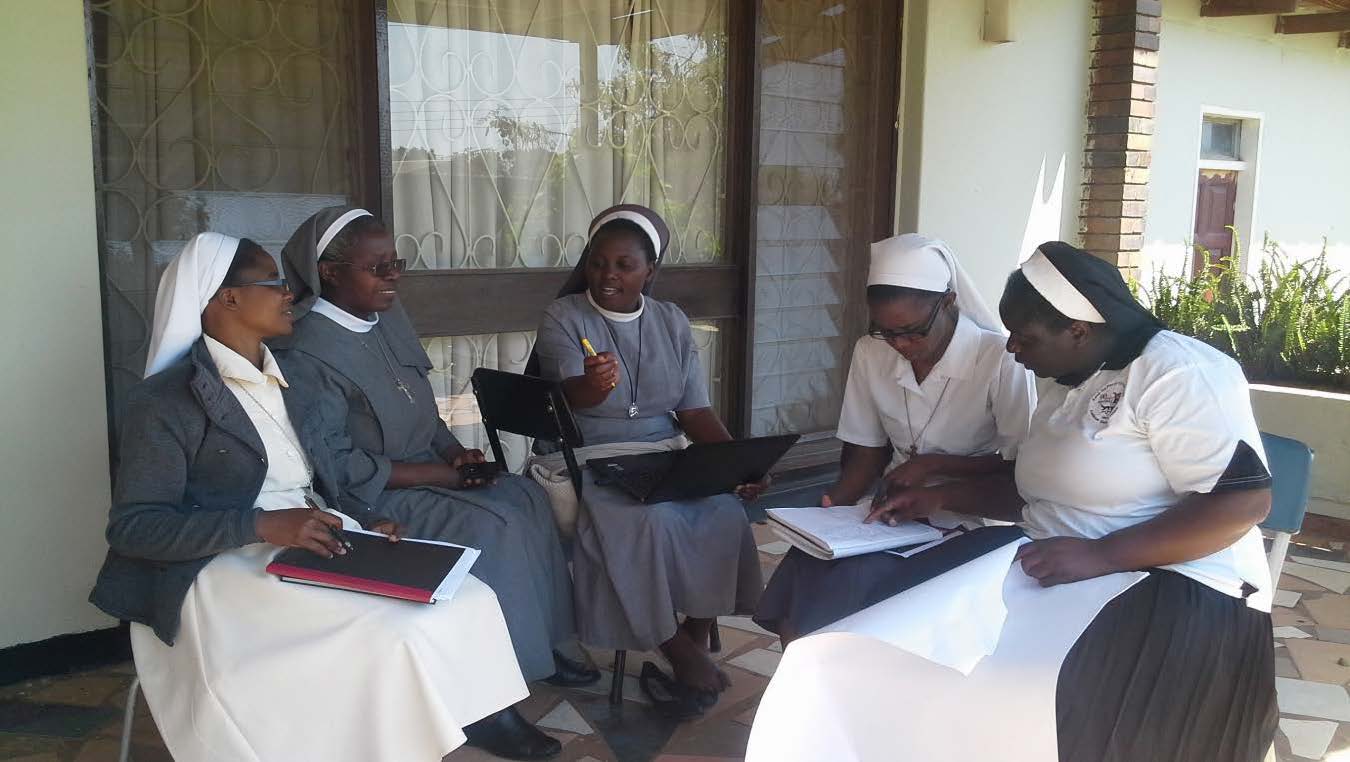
[464,707,561,760]
[544,649,601,687]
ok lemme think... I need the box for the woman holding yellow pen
[531,204,765,718]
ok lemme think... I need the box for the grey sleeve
[535,307,585,382]
[105,394,260,562]
[673,309,712,412]
[312,366,395,508]
[431,403,461,456]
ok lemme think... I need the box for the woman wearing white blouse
[746,243,1275,762]
[91,234,533,762]
[754,234,1036,643]
[862,241,1277,760]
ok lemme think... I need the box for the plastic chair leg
[1268,531,1292,590]
[119,676,140,762]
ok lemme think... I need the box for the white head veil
[867,234,1003,333]
[143,232,242,377]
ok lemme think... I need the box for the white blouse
[1015,330,1273,611]
[203,336,332,514]
[836,314,1036,462]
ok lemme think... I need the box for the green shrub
[1140,234,1350,390]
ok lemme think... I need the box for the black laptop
[587,434,800,504]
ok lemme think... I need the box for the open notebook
[266,528,479,604]
[767,503,944,560]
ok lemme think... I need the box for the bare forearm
[1097,488,1271,573]
[677,407,733,444]
[931,473,1024,522]
[387,461,458,489]
[827,444,891,505]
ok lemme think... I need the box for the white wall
[898,0,1092,307]
[1144,0,1350,282]
[0,4,117,647]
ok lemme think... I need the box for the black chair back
[470,368,585,497]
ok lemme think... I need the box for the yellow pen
[581,338,617,389]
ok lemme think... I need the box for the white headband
[589,211,663,260]
[1021,248,1106,323]
[317,208,374,259]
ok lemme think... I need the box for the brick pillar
[1080,0,1161,279]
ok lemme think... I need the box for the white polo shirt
[1016,330,1274,611]
[837,313,1037,464]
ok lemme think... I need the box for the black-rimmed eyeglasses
[867,294,947,342]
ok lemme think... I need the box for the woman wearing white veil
[90,233,530,762]
[753,234,1036,643]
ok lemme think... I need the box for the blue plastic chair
[1259,432,1315,585]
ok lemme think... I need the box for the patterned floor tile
[1276,677,1350,721]
[1277,590,1306,608]
[1283,563,1350,595]
[1286,640,1350,685]
[1308,596,1350,630]
[1279,718,1337,760]
[726,650,780,679]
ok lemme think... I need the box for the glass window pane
[387,0,728,270]
[92,0,366,430]
[751,0,882,436]
[1201,118,1241,161]
[422,320,727,471]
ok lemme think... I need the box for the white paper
[747,567,1148,762]
[820,537,1027,675]
[344,528,481,604]
[766,503,943,559]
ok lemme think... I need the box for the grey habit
[273,206,574,682]
[535,293,763,651]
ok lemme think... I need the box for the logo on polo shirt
[1088,381,1125,424]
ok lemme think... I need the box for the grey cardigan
[89,338,375,645]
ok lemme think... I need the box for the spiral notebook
[266,528,479,604]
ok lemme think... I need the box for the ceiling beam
[1201,0,1297,16]
[1276,10,1350,32]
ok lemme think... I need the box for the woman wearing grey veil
[530,204,765,719]
[274,207,590,761]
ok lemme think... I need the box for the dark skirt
[1056,569,1277,762]
[753,526,1024,636]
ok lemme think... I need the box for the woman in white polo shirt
[1002,241,1276,759]
[860,241,1277,759]
[753,234,1036,642]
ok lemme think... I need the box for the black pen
[304,495,355,553]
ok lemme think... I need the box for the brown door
[1193,169,1238,274]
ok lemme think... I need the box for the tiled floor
[7,518,1350,761]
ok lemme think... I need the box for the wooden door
[1193,169,1238,274]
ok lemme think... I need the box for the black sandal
[638,661,704,720]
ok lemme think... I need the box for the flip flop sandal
[638,662,704,721]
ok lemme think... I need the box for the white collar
[586,290,645,323]
[204,334,289,387]
[892,313,980,390]
[311,297,380,333]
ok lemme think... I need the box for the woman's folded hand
[1015,537,1114,587]
[256,508,345,558]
